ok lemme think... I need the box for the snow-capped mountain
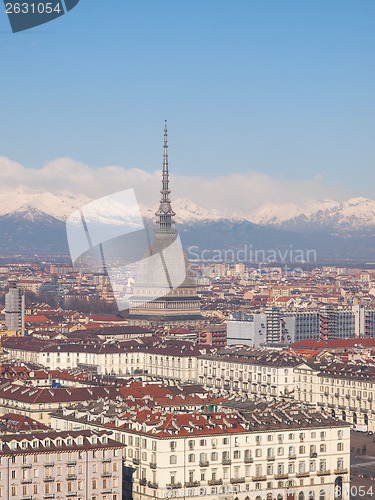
[1,191,375,261]
[0,189,91,221]
[2,191,375,237]
[250,197,375,234]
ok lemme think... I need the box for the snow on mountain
[139,198,236,224]
[0,190,91,221]
[2,189,375,236]
[250,199,339,225]
[251,197,375,234]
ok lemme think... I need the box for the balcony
[267,456,275,461]
[317,470,331,476]
[150,462,157,469]
[102,457,111,463]
[21,497,33,500]
[349,407,356,411]
[185,481,200,487]
[244,457,253,463]
[288,454,296,460]
[338,405,345,410]
[252,475,266,482]
[140,478,147,486]
[317,402,324,407]
[334,468,348,474]
[101,489,112,495]
[148,481,159,489]
[21,464,32,469]
[328,404,335,408]
[101,472,112,478]
[44,476,55,482]
[67,474,77,480]
[43,495,55,499]
[274,474,289,480]
[166,483,182,489]
[222,459,231,465]
[296,472,310,478]
[133,458,140,465]
[231,477,245,484]
[208,479,222,486]
[310,452,318,458]
[44,462,55,467]
[21,479,32,484]
[199,460,209,467]
[66,494,77,498]
[67,460,77,466]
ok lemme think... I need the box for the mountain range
[2,192,375,262]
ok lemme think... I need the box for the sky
[0,0,374,212]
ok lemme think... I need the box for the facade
[51,402,350,500]
[294,360,375,432]
[241,305,375,344]
[5,281,25,332]
[0,429,125,500]
[128,124,205,328]
[3,336,209,382]
[0,382,119,425]
[227,315,266,347]
[198,347,298,398]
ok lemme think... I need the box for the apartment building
[51,401,350,500]
[0,382,119,425]
[3,337,209,382]
[294,360,375,431]
[198,347,299,399]
[0,429,125,500]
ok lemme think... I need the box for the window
[33,484,39,494]
[170,455,177,464]
[170,441,176,450]
[92,479,97,489]
[200,439,206,446]
[337,442,343,451]
[11,486,17,497]
[57,482,62,492]
[188,454,195,463]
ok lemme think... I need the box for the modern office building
[5,281,25,332]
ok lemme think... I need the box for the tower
[5,280,25,332]
[128,123,205,328]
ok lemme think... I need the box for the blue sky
[0,0,375,200]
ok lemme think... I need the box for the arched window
[299,493,305,500]
[353,413,357,424]
[319,490,325,500]
[309,492,315,500]
[342,411,346,421]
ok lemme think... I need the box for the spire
[155,121,176,235]
[161,120,170,203]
